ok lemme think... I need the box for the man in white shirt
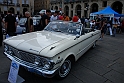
[50,12,57,21]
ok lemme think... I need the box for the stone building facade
[0,0,34,16]
[50,0,124,18]
[34,0,50,14]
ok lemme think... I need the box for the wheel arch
[56,54,75,79]
[66,54,75,64]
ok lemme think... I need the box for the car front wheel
[57,59,72,79]
[92,40,97,48]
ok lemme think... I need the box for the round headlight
[34,56,54,70]
[42,61,52,70]
[41,58,54,70]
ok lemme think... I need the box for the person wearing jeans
[112,18,119,37]
[107,21,113,36]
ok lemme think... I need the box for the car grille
[9,46,36,64]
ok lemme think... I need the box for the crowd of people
[38,10,91,31]
[90,14,124,40]
[0,9,124,46]
[95,15,124,38]
[0,10,32,47]
[38,10,124,40]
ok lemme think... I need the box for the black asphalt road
[0,33,124,83]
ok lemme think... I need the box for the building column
[68,4,71,17]
[81,3,84,17]
[73,3,77,15]
[61,0,64,13]
[121,1,124,14]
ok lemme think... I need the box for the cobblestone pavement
[0,33,124,83]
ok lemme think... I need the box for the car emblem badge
[29,48,39,53]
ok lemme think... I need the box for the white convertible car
[3,21,101,79]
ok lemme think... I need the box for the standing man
[5,10,17,36]
[80,16,85,26]
[41,10,51,29]
[0,14,3,46]
[25,11,34,33]
[99,15,107,40]
[95,14,100,29]
[38,11,44,31]
[50,11,58,21]
[58,13,63,20]
[72,14,79,22]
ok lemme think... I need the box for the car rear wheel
[57,58,72,79]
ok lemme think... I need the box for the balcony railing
[50,0,88,4]
[1,2,15,6]
[0,2,21,7]
[22,4,29,7]
[8,3,15,6]
[16,3,20,7]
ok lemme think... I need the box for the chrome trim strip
[55,32,100,56]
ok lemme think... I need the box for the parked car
[33,15,41,19]
[33,16,41,31]
[2,18,26,35]
[3,21,101,79]
[17,17,41,33]
[39,10,56,14]
[16,18,27,34]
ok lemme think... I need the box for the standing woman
[112,18,119,37]
[100,19,107,40]
[0,15,3,46]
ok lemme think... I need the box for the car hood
[4,31,72,55]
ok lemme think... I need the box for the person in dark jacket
[5,10,17,36]
[0,15,3,46]
[95,14,101,29]
[42,10,51,29]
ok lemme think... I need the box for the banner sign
[8,61,19,83]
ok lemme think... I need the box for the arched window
[111,1,123,14]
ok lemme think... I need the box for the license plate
[27,68,42,75]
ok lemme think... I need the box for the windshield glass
[44,21,82,35]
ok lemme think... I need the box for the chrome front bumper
[4,52,59,78]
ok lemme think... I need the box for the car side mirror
[74,34,80,40]
[76,34,80,38]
